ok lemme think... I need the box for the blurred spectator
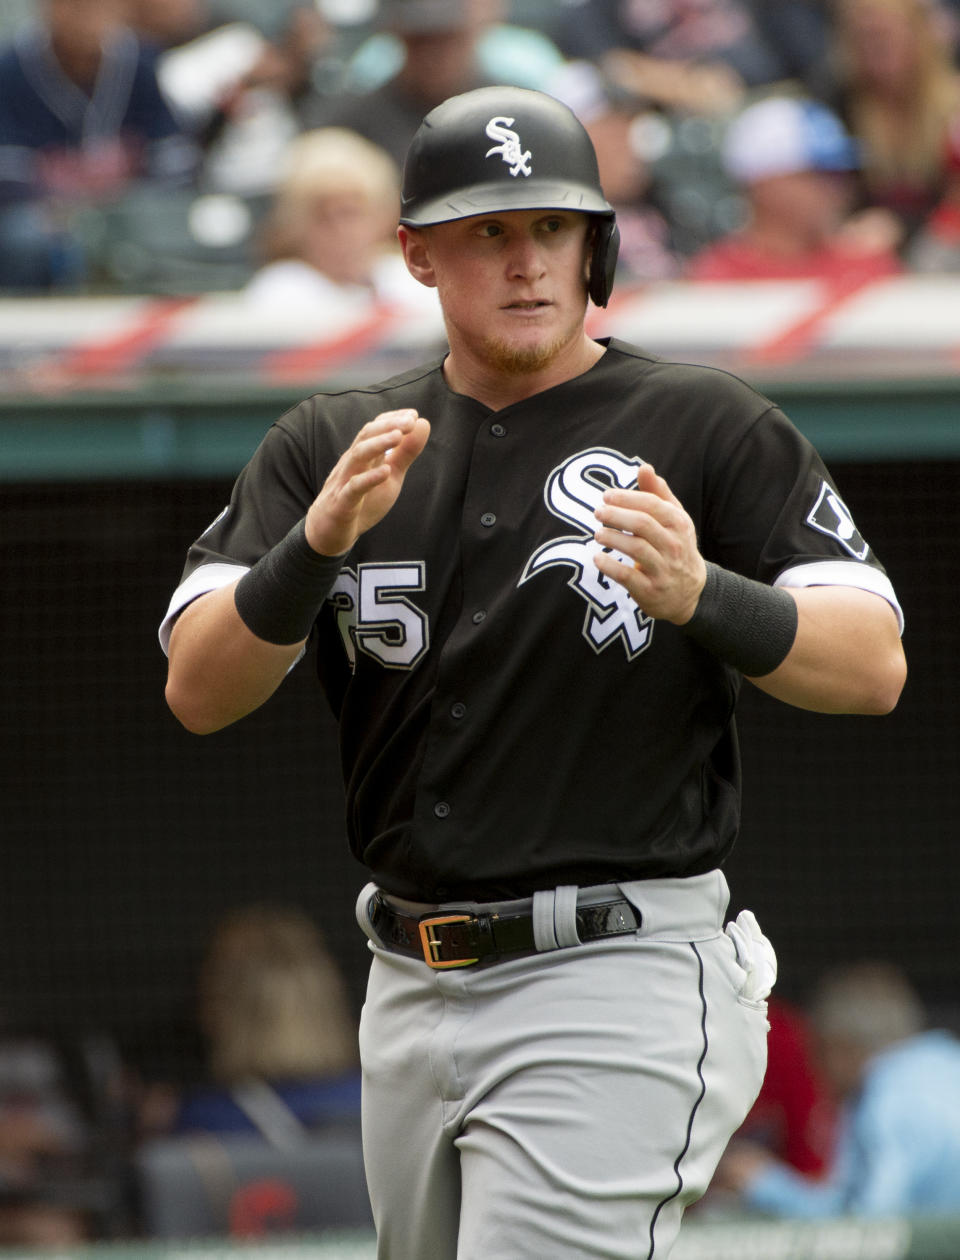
[0,1037,90,1245]
[551,0,791,117]
[906,111,960,267]
[127,0,208,50]
[748,1,832,93]
[686,94,903,282]
[171,905,361,1138]
[151,0,332,196]
[309,0,564,168]
[0,0,199,290]
[244,127,438,312]
[733,997,836,1177]
[0,0,34,43]
[825,0,960,248]
[938,0,960,52]
[549,60,683,281]
[0,1032,130,1245]
[716,961,960,1217]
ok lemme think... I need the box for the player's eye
[540,216,565,234]
[477,222,503,238]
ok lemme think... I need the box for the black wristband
[682,562,798,677]
[234,518,347,646]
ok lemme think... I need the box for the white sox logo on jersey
[806,479,870,559]
[485,116,532,177]
[519,447,654,659]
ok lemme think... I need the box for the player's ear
[398,225,437,288]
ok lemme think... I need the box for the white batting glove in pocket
[725,909,777,1003]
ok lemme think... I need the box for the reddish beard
[480,335,568,376]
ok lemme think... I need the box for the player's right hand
[304,409,431,556]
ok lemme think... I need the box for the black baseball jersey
[163,339,900,901]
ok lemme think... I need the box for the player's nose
[505,233,547,280]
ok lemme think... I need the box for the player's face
[402,209,593,377]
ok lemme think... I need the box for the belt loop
[355,882,386,948]
[532,889,559,951]
[553,885,581,947]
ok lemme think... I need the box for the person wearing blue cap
[686,94,903,282]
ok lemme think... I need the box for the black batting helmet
[399,86,620,307]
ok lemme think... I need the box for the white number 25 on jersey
[327,563,430,670]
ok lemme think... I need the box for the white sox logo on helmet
[519,447,654,660]
[485,116,532,177]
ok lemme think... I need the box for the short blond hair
[259,128,401,263]
[198,904,357,1083]
[276,128,400,208]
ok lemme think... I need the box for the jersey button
[480,512,497,528]
[472,610,487,625]
[490,422,507,438]
[434,801,451,819]
[450,702,466,719]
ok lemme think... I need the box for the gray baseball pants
[356,870,770,1259]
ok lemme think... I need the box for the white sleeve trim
[775,560,904,635]
[158,562,249,655]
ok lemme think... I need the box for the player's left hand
[593,464,706,623]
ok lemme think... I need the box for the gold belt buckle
[418,913,479,969]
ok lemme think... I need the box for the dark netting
[1,480,359,1086]
[2,462,957,1086]
[728,459,960,1017]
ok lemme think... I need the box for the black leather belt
[368,891,642,970]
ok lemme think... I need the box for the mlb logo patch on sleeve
[806,480,870,559]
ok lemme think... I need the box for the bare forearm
[592,469,905,715]
[165,583,303,734]
[748,586,906,714]
[164,412,432,733]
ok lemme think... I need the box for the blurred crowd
[4,0,960,303]
[2,917,958,1246]
[3,1,960,1248]
[0,903,366,1245]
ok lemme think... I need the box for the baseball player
[161,87,906,1259]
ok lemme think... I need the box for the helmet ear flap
[588,218,620,308]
